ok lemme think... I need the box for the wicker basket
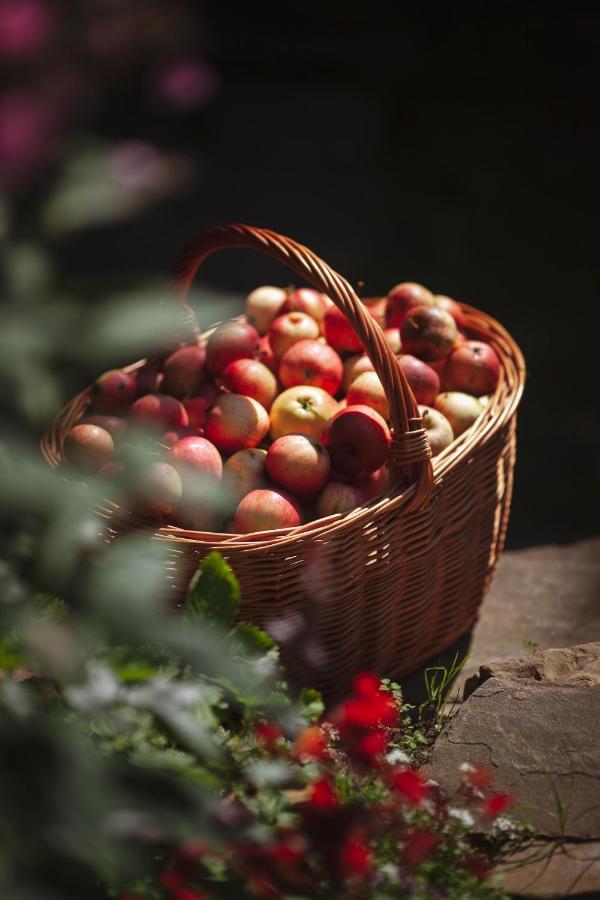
[42,224,525,701]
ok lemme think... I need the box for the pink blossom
[155,58,219,109]
[0,0,53,58]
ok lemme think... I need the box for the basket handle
[173,223,432,504]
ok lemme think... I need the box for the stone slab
[497,840,600,898]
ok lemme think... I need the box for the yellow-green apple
[281,287,327,325]
[233,488,302,533]
[346,371,389,419]
[223,448,268,506]
[81,415,127,438]
[253,334,278,375]
[221,358,278,410]
[434,392,483,437]
[92,369,138,413]
[342,353,374,392]
[244,285,287,334]
[269,311,320,358]
[398,354,440,406]
[316,481,368,517]
[444,340,501,396]
[266,434,331,497]
[323,305,363,354]
[322,404,390,477]
[361,296,387,328]
[130,461,182,520]
[418,405,454,456]
[435,294,466,331]
[129,394,189,431]
[270,385,339,441]
[206,321,259,375]
[386,282,435,328]
[64,424,114,471]
[384,327,402,354]
[205,393,269,454]
[161,345,206,398]
[400,305,458,361]
[279,339,343,396]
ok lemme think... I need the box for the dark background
[56,4,600,549]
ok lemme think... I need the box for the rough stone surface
[497,841,600,898]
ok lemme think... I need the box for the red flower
[172,889,208,900]
[161,869,184,890]
[352,671,380,697]
[309,777,338,809]
[340,830,372,877]
[356,729,388,759]
[481,791,512,818]
[255,720,282,747]
[467,854,493,881]
[403,829,439,866]
[461,762,492,791]
[390,769,428,806]
[294,726,327,759]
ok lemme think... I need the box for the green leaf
[185,552,240,629]
[228,623,274,657]
[299,687,324,722]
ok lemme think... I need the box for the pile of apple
[62,282,501,534]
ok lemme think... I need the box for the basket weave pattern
[42,225,525,700]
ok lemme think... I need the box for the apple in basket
[322,405,391,477]
[386,282,435,328]
[419,405,454,457]
[91,369,138,413]
[343,353,375,392]
[434,392,483,437]
[205,393,270,454]
[383,327,402,354]
[244,285,287,334]
[278,339,343,396]
[253,334,278,375]
[161,345,206,399]
[316,480,369,517]
[168,435,223,481]
[129,394,189,431]
[434,294,466,331]
[130,461,182,520]
[63,423,115,471]
[361,296,388,328]
[322,305,363,353]
[346,371,389,420]
[269,311,320,358]
[444,340,501,396]
[280,287,328,325]
[400,305,458,362]
[266,434,331,497]
[233,488,303,534]
[80,415,127,438]
[223,448,268,506]
[205,320,260,375]
[397,355,440,406]
[220,358,278,410]
[269,385,339,441]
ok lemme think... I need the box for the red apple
[80,415,127,438]
[386,282,435,328]
[278,339,343,396]
[346,371,389,419]
[434,392,483,437]
[245,285,287,334]
[63,424,114,471]
[135,360,162,396]
[384,328,402,354]
[233,488,302,534]
[129,394,189,431]
[269,311,320,358]
[205,393,269,454]
[223,448,268,506]
[355,464,390,499]
[206,321,259,375]
[266,434,331,497]
[322,404,391,477]
[184,383,220,429]
[323,305,363,354]
[91,369,137,413]
[419,405,454,457]
[362,296,387,328]
[168,435,223,481]
[270,385,339,441]
[400,305,458,362]
[254,334,278,375]
[444,340,501,396]
[161,345,206,399]
[220,358,278,410]
[435,294,466,331]
[316,481,368,517]
[281,288,328,324]
[398,354,440,406]
[342,354,374,392]
[130,461,182,520]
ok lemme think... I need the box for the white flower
[459,762,475,773]
[492,816,517,837]
[448,807,475,827]
[385,748,411,766]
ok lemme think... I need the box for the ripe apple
[357,464,390,499]
[342,354,374,392]
[161,345,206,398]
[419,405,454,457]
[254,334,278,375]
[221,358,278,410]
[92,369,137,413]
[184,383,221,429]
[346,371,389,419]
[322,404,391,477]
[266,434,331,497]
[270,385,339,441]
[269,311,320,358]
[63,424,114,471]
[206,321,259,375]
[400,305,458,362]
[435,294,466,331]
[168,435,223,481]
[434,392,483,437]
[129,394,189,431]
[223,447,268,506]
[80,415,127,438]
[361,296,387,328]
[316,481,368,517]
[244,285,287,334]
[384,328,402,354]
[386,282,435,328]
[323,305,363,354]
[233,488,302,534]
[281,287,327,324]
[135,360,162,395]
[444,340,501,396]
[398,354,440,406]
[130,461,182,520]
[279,339,343,396]
[205,393,270,454]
